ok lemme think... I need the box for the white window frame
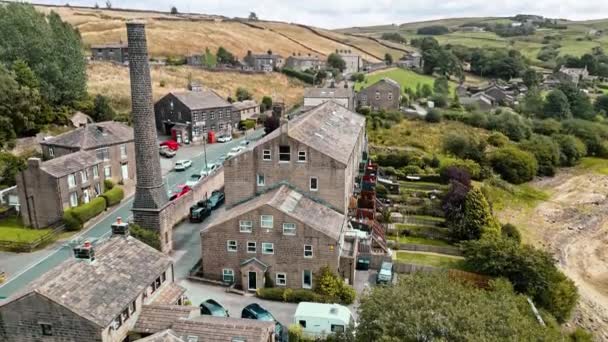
[262,242,274,255]
[304,245,313,258]
[279,145,291,162]
[227,240,238,252]
[69,192,78,208]
[298,151,307,162]
[104,165,111,178]
[260,215,273,229]
[257,174,265,186]
[262,150,271,161]
[48,147,54,158]
[283,223,296,236]
[247,241,256,253]
[239,220,253,233]
[388,92,393,100]
[222,269,235,283]
[310,177,319,191]
[120,144,127,159]
[80,170,88,183]
[83,189,90,204]
[302,270,312,289]
[93,165,99,179]
[67,174,76,188]
[276,273,287,286]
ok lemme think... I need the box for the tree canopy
[327,53,346,72]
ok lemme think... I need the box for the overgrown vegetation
[130,223,161,251]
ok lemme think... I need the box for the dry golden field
[86,62,306,112]
[36,5,401,62]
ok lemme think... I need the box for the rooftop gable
[41,121,134,150]
[169,90,233,110]
[38,150,100,178]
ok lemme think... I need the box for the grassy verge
[395,251,465,269]
[0,217,52,243]
[388,235,452,246]
[395,224,450,239]
[482,182,550,212]
[355,67,456,93]
[578,157,608,176]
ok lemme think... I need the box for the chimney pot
[84,241,91,248]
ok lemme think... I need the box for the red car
[160,140,180,151]
[169,184,191,201]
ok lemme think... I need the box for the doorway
[248,271,257,291]
[121,163,129,181]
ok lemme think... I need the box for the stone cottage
[357,78,401,111]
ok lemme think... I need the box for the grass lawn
[395,251,465,269]
[482,182,550,211]
[395,224,450,239]
[355,67,457,93]
[0,217,52,243]
[400,181,448,191]
[578,157,608,175]
[389,235,452,246]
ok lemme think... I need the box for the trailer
[293,302,355,338]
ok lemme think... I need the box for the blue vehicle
[199,299,229,317]
[241,303,283,340]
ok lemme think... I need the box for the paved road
[0,130,263,299]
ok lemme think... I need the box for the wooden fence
[0,224,64,253]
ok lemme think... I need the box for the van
[376,261,393,284]
[293,302,355,339]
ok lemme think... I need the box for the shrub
[464,112,489,128]
[417,25,449,35]
[532,119,562,135]
[430,94,448,108]
[71,197,106,224]
[439,158,482,180]
[288,324,314,342]
[501,223,522,243]
[489,147,538,184]
[238,119,256,130]
[101,186,124,207]
[442,132,486,162]
[256,287,284,301]
[63,209,81,231]
[257,287,328,303]
[487,132,509,147]
[487,111,532,141]
[104,179,114,190]
[425,109,442,123]
[282,68,314,84]
[130,223,161,251]
[520,134,561,176]
[553,134,587,166]
[314,266,356,305]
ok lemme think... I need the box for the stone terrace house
[90,43,129,63]
[40,121,136,186]
[555,65,591,86]
[17,152,106,229]
[0,225,184,342]
[154,90,238,144]
[233,99,260,121]
[284,53,324,71]
[243,51,284,72]
[357,78,401,111]
[336,49,362,74]
[303,87,355,110]
[199,101,367,290]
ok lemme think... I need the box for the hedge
[104,179,114,190]
[281,68,314,84]
[130,223,161,251]
[63,209,81,231]
[101,186,124,207]
[256,288,330,304]
[71,197,106,225]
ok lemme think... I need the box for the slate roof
[150,283,187,305]
[134,329,185,342]
[171,316,275,342]
[133,305,196,334]
[70,111,94,127]
[170,90,233,110]
[3,235,172,328]
[39,151,100,178]
[232,100,259,110]
[41,121,134,149]
[91,43,128,49]
[204,185,345,241]
[304,87,354,99]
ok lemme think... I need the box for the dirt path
[498,170,608,340]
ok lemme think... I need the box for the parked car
[293,302,355,339]
[217,135,233,143]
[207,190,225,209]
[240,140,250,146]
[200,299,229,317]
[185,174,202,187]
[189,200,211,223]
[376,261,393,285]
[159,146,176,158]
[160,140,180,151]
[227,146,244,158]
[174,159,193,171]
[200,163,219,176]
[241,303,283,339]
[169,184,191,201]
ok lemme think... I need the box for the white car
[185,174,202,187]
[239,140,250,147]
[217,135,232,143]
[174,160,193,171]
[227,146,244,158]
[200,163,219,176]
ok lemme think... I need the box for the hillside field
[355,67,457,93]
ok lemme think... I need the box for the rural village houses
[233,99,261,120]
[284,53,324,71]
[90,42,129,64]
[336,49,362,74]
[303,87,356,110]
[199,101,369,291]
[357,78,402,111]
[243,51,285,72]
[154,89,239,144]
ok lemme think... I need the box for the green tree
[522,87,544,116]
[314,266,356,304]
[489,147,538,184]
[11,59,39,89]
[356,272,566,341]
[553,134,587,166]
[442,132,486,162]
[595,94,608,115]
[453,187,499,240]
[543,90,572,120]
[532,118,562,136]
[216,46,236,65]
[260,96,273,112]
[384,53,393,65]
[0,65,41,147]
[235,87,252,101]
[433,76,450,96]
[248,12,258,20]
[421,83,433,98]
[92,94,116,122]
[486,110,532,141]
[523,69,541,88]
[501,223,522,243]
[170,6,178,14]
[327,53,346,72]
[520,134,561,176]
[0,152,27,187]
[425,109,442,123]
[558,83,594,120]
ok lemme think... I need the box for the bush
[464,112,489,128]
[417,25,449,35]
[71,197,106,224]
[442,132,486,162]
[257,287,327,303]
[440,158,482,180]
[430,94,448,108]
[101,186,124,207]
[256,287,285,301]
[288,324,314,342]
[130,223,161,251]
[282,68,314,84]
[63,209,81,231]
[487,110,532,142]
[501,223,522,243]
[238,119,256,130]
[553,134,587,166]
[425,109,442,123]
[532,119,562,136]
[520,134,561,176]
[489,147,538,184]
[104,179,114,190]
[487,132,509,147]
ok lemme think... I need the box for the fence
[387,241,462,256]
[0,224,65,253]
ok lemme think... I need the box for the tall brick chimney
[127,21,172,253]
